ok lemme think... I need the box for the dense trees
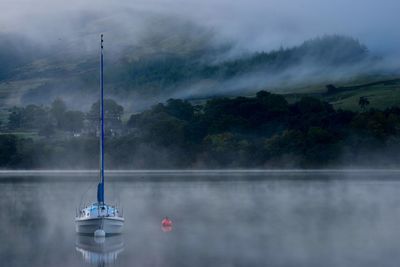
[1,91,400,169]
[0,135,18,167]
[88,99,124,134]
[61,111,85,133]
[88,99,124,120]
[6,98,121,135]
[51,98,67,128]
[104,35,371,98]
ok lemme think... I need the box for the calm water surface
[1,171,400,267]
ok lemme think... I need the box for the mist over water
[2,171,400,267]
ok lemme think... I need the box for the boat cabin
[78,203,122,219]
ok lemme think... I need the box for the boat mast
[97,34,105,204]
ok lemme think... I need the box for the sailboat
[75,34,124,235]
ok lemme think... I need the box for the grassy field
[282,77,400,111]
[328,83,400,110]
[0,131,39,140]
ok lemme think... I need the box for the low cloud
[1,0,400,55]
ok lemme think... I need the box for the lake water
[2,170,400,267]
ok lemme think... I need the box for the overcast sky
[1,0,399,55]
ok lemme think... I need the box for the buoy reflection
[75,235,124,265]
[161,216,173,232]
[161,225,173,232]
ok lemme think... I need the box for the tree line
[5,98,124,137]
[1,91,400,169]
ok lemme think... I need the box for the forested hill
[108,35,370,92]
[0,35,385,110]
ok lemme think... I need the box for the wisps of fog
[3,173,400,266]
[1,0,400,111]
[2,0,400,55]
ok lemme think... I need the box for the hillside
[0,34,399,116]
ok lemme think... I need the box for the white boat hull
[75,217,124,235]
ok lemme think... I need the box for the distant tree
[351,110,392,139]
[39,123,55,138]
[88,99,124,134]
[289,97,335,131]
[325,84,337,94]
[51,98,67,128]
[60,111,84,133]
[7,107,24,130]
[359,96,370,111]
[23,104,49,129]
[0,135,18,167]
[256,90,289,116]
[203,97,247,133]
[127,113,141,129]
[8,105,49,130]
[265,130,305,159]
[204,132,237,153]
[203,132,238,165]
[165,99,194,121]
[89,99,124,120]
[293,97,333,114]
[142,113,186,147]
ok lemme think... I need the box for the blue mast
[97,34,105,204]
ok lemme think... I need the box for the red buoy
[162,216,172,227]
[161,217,173,232]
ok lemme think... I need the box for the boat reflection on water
[75,235,124,265]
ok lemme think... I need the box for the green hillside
[281,77,400,111]
[0,34,399,118]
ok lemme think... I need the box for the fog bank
[2,0,400,55]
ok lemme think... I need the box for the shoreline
[0,169,400,176]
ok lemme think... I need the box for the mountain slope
[0,34,398,112]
